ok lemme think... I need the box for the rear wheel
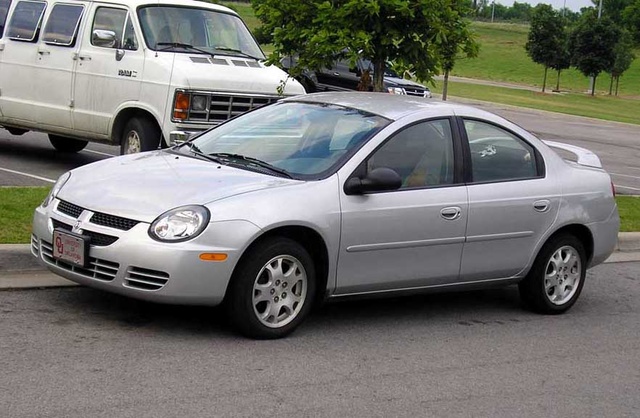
[519,234,586,314]
[48,134,88,153]
[227,237,316,339]
[120,117,161,155]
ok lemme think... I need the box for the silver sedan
[31,93,620,338]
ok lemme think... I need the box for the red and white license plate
[53,229,89,267]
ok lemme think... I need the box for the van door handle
[533,199,550,212]
[37,48,50,55]
[78,55,91,61]
[440,207,462,220]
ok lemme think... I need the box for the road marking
[615,184,640,192]
[83,149,116,157]
[610,172,640,180]
[0,167,55,183]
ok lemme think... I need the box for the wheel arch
[540,224,594,266]
[228,225,330,307]
[111,107,164,146]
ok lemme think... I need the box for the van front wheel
[48,135,88,153]
[120,117,161,155]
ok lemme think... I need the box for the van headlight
[42,172,71,208]
[149,205,210,242]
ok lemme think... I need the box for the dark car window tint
[367,119,455,189]
[6,0,46,41]
[91,7,127,49]
[0,0,12,38]
[42,3,84,46]
[464,119,537,183]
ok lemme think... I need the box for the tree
[549,28,571,92]
[570,13,621,95]
[252,0,475,93]
[608,31,636,95]
[623,0,640,43]
[438,4,479,100]
[525,4,566,92]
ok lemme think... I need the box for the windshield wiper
[208,153,292,178]
[212,46,262,61]
[156,42,213,56]
[181,142,225,164]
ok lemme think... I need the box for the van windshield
[138,6,264,60]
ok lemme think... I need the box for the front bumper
[31,200,260,306]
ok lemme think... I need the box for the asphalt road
[1,102,640,193]
[1,261,639,417]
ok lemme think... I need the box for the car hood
[57,151,299,223]
[384,76,428,89]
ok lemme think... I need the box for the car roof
[59,0,236,14]
[288,92,489,121]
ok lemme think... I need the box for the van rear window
[6,0,46,41]
[0,0,12,38]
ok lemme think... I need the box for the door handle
[440,206,462,220]
[533,199,550,212]
[78,55,91,61]
[333,72,340,76]
[37,48,50,55]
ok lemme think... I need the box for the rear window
[6,0,46,41]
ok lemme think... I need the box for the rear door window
[42,3,84,46]
[0,0,12,38]
[6,0,46,41]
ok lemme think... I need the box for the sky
[496,0,595,12]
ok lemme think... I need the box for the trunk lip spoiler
[543,140,602,169]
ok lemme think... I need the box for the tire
[227,237,316,339]
[120,117,161,155]
[48,134,88,153]
[519,234,587,314]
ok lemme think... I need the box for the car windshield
[137,6,264,59]
[186,102,390,179]
[359,58,400,78]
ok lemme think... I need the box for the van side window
[6,0,46,42]
[42,3,83,46]
[122,14,137,50]
[0,0,12,38]
[91,7,127,49]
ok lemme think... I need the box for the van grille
[173,91,278,124]
[41,240,119,281]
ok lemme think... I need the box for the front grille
[90,212,139,231]
[125,267,170,291]
[31,235,39,257]
[57,200,84,218]
[405,88,428,97]
[41,240,119,281]
[174,91,278,124]
[51,219,118,247]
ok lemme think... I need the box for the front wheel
[120,117,161,155]
[227,238,316,339]
[48,134,88,153]
[519,234,587,314]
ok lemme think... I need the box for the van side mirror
[92,30,118,48]
[344,167,402,195]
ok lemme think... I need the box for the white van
[0,0,304,153]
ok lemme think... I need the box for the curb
[2,233,640,290]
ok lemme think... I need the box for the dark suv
[282,57,432,98]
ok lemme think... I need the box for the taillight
[611,181,616,197]
[173,92,190,120]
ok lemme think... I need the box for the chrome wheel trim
[124,130,141,154]
[252,255,308,329]
[544,245,581,306]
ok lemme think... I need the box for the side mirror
[344,167,402,195]
[92,29,118,48]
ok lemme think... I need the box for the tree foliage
[525,4,566,92]
[569,12,621,95]
[252,0,477,92]
[623,0,640,43]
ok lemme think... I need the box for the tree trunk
[615,76,620,96]
[373,59,385,92]
[591,75,597,96]
[443,70,450,101]
[555,69,561,92]
[542,66,548,93]
[609,75,614,95]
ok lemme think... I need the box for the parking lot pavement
[2,233,640,290]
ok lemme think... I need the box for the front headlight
[149,205,210,242]
[387,87,405,95]
[42,172,71,208]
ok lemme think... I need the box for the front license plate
[53,229,89,267]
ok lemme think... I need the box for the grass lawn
[431,81,640,125]
[0,187,637,244]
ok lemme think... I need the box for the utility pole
[491,1,495,23]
